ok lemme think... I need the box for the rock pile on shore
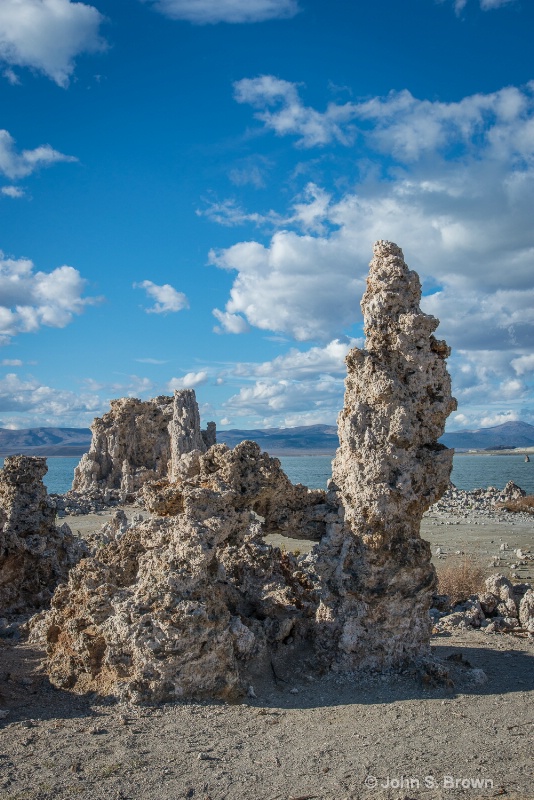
[432,572,534,634]
[428,480,527,518]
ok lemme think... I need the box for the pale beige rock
[312,240,456,670]
[519,588,534,632]
[0,456,85,614]
[72,390,216,497]
[42,240,457,701]
[44,442,321,702]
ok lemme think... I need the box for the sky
[0,0,533,433]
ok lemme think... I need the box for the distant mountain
[0,427,92,457]
[440,421,534,451]
[217,424,339,455]
[1,420,533,459]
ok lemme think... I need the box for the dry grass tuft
[436,556,487,606]
[495,495,534,514]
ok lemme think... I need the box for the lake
[1,453,533,495]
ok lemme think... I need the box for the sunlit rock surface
[42,241,456,701]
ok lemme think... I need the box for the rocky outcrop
[42,240,456,701]
[311,240,457,670]
[44,441,323,702]
[0,456,85,614]
[72,390,215,497]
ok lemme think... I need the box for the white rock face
[72,390,215,495]
[42,240,457,701]
[312,240,457,670]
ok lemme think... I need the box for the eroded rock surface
[0,456,85,614]
[72,390,216,498]
[45,442,321,702]
[312,240,457,670]
[42,240,456,701]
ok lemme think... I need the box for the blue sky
[0,0,533,432]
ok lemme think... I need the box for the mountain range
[0,421,533,458]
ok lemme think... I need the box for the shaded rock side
[44,442,323,702]
[0,456,85,614]
[72,390,215,495]
[312,240,457,670]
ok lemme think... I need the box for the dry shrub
[495,495,534,514]
[437,556,487,606]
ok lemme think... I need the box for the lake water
[1,453,533,495]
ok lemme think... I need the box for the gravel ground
[0,629,533,800]
[1,503,532,800]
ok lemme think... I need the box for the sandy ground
[1,629,532,800]
[1,508,533,800]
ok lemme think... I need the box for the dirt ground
[1,510,533,800]
[1,629,533,800]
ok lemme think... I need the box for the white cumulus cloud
[141,0,300,24]
[0,0,107,88]
[511,354,534,376]
[0,251,100,344]
[1,185,25,198]
[134,280,189,314]
[0,129,77,180]
[167,371,208,390]
[0,372,101,422]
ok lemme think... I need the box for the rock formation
[41,240,456,701]
[44,442,324,701]
[72,389,216,496]
[311,240,457,669]
[0,456,85,614]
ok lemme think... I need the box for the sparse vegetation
[437,556,487,606]
[495,495,534,514]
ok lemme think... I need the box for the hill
[217,424,339,455]
[439,421,534,451]
[1,420,534,458]
[0,427,92,457]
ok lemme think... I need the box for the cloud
[511,354,534,376]
[0,130,77,180]
[233,76,534,161]
[212,308,250,334]
[1,185,25,198]
[479,410,520,427]
[233,338,361,379]
[0,251,100,343]
[210,81,534,348]
[1,358,22,366]
[141,0,300,24]
[134,280,189,314]
[228,156,273,188]
[135,357,169,365]
[234,76,357,148]
[223,375,343,427]
[0,0,107,88]
[0,372,101,421]
[445,0,517,12]
[167,371,208,390]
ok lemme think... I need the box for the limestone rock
[311,240,456,670]
[0,456,86,614]
[519,589,534,632]
[44,442,321,702]
[72,390,215,497]
[42,240,458,701]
